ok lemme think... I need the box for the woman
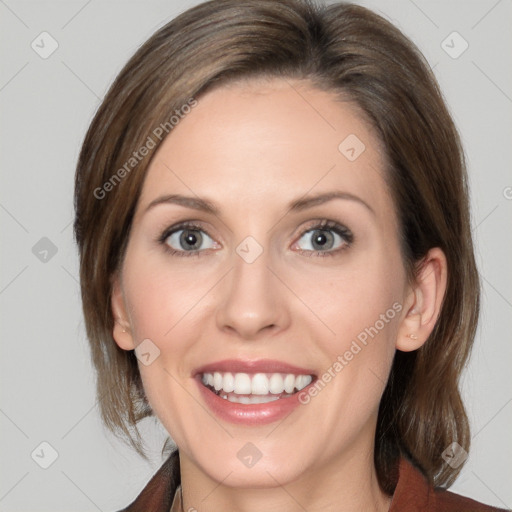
[73,0,508,510]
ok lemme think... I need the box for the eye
[293,221,353,256]
[161,222,219,256]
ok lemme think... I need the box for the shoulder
[434,488,509,512]
[390,457,509,512]
[114,452,509,512]
[115,450,180,512]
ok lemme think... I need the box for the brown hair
[74,0,479,493]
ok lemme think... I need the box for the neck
[178,442,392,512]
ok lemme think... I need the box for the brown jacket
[118,451,509,511]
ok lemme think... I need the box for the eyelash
[157,219,354,258]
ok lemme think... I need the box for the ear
[396,247,448,352]
[111,274,136,351]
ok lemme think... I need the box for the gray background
[0,0,511,510]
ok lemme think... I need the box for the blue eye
[161,223,218,256]
[159,220,353,258]
[294,221,353,256]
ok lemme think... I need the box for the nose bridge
[215,238,289,338]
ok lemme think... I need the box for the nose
[215,247,290,340]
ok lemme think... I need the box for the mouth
[200,371,314,404]
[194,359,317,424]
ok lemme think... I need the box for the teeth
[284,374,296,393]
[234,373,252,394]
[222,394,283,404]
[222,372,234,393]
[201,371,313,396]
[269,373,284,394]
[213,372,223,391]
[251,373,269,395]
[296,375,308,391]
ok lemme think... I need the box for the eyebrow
[289,191,375,216]
[144,191,375,216]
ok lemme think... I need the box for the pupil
[312,230,333,250]
[181,230,201,250]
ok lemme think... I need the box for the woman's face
[113,78,418,487]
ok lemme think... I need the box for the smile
[201,372,313,404]
[194,359,317,424]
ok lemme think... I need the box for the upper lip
[194,359,316,377]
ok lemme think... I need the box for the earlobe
[111,275,136,351]
[396,247,448,352]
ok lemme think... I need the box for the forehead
[138,78,393,221]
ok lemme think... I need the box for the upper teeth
[201,372,313,395]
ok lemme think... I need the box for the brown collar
[389,458,435,510]
[121,453,503,512]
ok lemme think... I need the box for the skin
[111,78,447,512]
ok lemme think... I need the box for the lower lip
[195,377,310,426]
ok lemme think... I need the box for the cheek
[120,248,210,437]
[118,224,405,474]
[296,274,401,446]
[292,250,403,352]
[122,248,212,343]
[292,248,403,410]
[123,228,404,376]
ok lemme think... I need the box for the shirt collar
[389,457,436,511]
[125,453,435,512]
[169,485,182,512]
